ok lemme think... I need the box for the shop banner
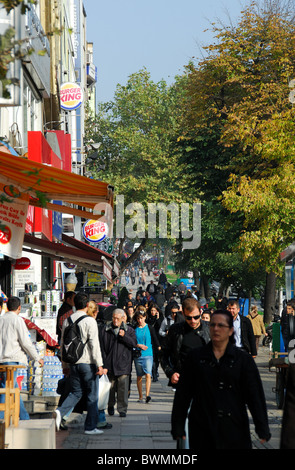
[52,200,63,241]
[0,198,29,259]
[102,258,113,283]
[113,259,120,277]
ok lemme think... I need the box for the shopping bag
[97,374,111,410]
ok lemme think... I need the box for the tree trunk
[200,274,210,299]
[119,238,147,274]
[264,271,277,324]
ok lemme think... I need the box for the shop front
[0,146,116,398]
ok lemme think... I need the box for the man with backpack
[53,292,105,435]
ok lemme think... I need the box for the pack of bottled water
[42,355,64,397]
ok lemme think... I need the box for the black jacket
[237,314,257,356]
[171,341,271,449]
[160,320,210,383]
[281,363,295,448]
[99,322,137,376]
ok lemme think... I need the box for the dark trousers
[108,373,130,414]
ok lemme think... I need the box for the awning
[0,150,114,220]
[62,233,112,258]
[23,318,58,348]
[280,242,295,262]
[22,233,110,272]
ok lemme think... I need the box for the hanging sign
[14,257,31,270]
[83,219,108,244]
[102,258,113,283]
[60,82,83,110]
[0,198,29,259]
[113,259,120,277]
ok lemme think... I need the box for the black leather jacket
[160,320,210,383]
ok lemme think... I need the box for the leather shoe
[108,406,114,416]
[97,422,113,429]
[119,412,126,417]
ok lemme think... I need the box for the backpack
[62,315,89,364]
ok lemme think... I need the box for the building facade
[0,0,102,329]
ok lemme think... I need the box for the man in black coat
[56,291,76,342]
[160,297,210,387]
[99,309,137,417]
[227,299,257,356]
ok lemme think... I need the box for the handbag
[97,374,111,410]
[132,348,142,359]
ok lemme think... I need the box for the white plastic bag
[97,374,111,410]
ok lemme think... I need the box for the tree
[176,0,295,321]
[85,69,192,273]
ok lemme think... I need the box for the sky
[83,0,248,104]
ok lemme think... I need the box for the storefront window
[22,78,41,150]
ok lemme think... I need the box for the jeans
[97,409,106,425]
[0,362,30,420]
[57,363,99,431]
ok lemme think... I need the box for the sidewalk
[53,271,283,451]
[249,342,283,450]
[55,342,283,450]
[55,366,176,450]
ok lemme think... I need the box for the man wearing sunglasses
[160,297,210,387]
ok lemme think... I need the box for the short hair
[287,300,295,310]
[202,309,211,317]
[7,296,21,311]
[74,292,89,310]
[227,299,239,309]
[112,308,125,318]
[182,297,200,313]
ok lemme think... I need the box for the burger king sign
[60,82,83,111]
[83,219,109,244]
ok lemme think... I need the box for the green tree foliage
[176,0,295,294]
[85,69,192,271]
[86,69,189,207]
[0,0,36,14]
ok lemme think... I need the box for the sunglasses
[184,314,201,321]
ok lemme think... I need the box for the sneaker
[146,396,151,403]
[137,398,143,403]
[84,428,104,435]
[53,409,61,432]
[119,412,126,417]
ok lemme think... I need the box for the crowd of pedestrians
[0,263,287,449]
